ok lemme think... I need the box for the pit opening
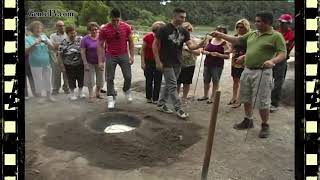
[43,111,202,170]
[86,113,141,134]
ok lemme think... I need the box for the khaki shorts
[240,67,273,109]
[84,64,104,88]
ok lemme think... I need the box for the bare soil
[42,111,201,170]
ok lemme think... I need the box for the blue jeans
[105,54,132,96]
[158,66,182,111]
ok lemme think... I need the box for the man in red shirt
[97,8,135,109]
[270,14,295,113]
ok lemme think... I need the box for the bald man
[50,20,70,95]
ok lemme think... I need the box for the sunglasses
[187,28,193,32]
[91,28,98,32]
[236,26,245,29]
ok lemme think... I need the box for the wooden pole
[201,91,221,180]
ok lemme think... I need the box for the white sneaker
[47,96,56,102]
[78,89,86,98]
[107,96,115,109]
[38,98,46,104]
[124,91,133,102]
[270,105,279,113]
[69,92,78,101]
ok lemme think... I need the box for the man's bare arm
[185,39,205,50]
[97,39,105,64]
[211,31,241,44]
[128,34,135,60]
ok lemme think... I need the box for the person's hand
[98,62,104,71]
[210,52,218,57]
[41,39,49,45]
[129,57,135,65]
[263,60,276,68]
[34,39,42,46]
[156,62,163,71]
[235,55,245,64]
[84,63,90,71]
[201,50,210,55]
[141,63,146,71]
[210,31,224,38]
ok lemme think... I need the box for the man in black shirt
[153,8,206,119]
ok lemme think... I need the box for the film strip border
[305,0,320,179]
[1,0,24,180]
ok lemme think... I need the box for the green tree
[79,1,110,26]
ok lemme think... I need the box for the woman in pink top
[198,26,231,104]
[81,22,104,103]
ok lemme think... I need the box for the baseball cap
[278,14,293,23]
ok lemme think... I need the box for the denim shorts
[203,66,223,83]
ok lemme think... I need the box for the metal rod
[193,34,208,99]
[201,91,221,180]
[193,53,204,98]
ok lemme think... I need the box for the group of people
[25,8,294,138]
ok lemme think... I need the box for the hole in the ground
[86,113,141,134]
[43,111,202,170]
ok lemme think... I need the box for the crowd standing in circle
[25,8,294,139]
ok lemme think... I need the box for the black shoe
[259,123,270,138]
[197,97,208,101]
[270,105,279,113]
[176,109,189,119]
[51,90,59,95]
[157,104,173,114]
[233,118,254,130]
[100,89,107,93]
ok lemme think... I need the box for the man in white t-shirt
[50,20,69,95]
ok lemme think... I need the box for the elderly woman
[228,19,251,108]
[141,21,165,104]
[198,25,231,104]
[58,25,84,101]
[25,21,56,103]
[81,22,104,103]
[25,29,37,100]
[177,22,201,104]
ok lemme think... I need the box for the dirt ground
[25,55,294,180]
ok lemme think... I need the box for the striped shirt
[99,21,132,57]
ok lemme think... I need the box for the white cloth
[30,66,52,94]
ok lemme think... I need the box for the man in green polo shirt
[211,12,287,138]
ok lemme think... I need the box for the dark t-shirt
[156,23,190,67]
[204,40,226,67]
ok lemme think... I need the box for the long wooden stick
[201,91,221,180]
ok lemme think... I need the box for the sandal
[88,97,95,103]
[228,99,237,105]
[182,98,189,105]
[96,95,104,99]
[96,92,104,99]
[231,101,241,108]
[197,97,209,101]
[207,100,213,104]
